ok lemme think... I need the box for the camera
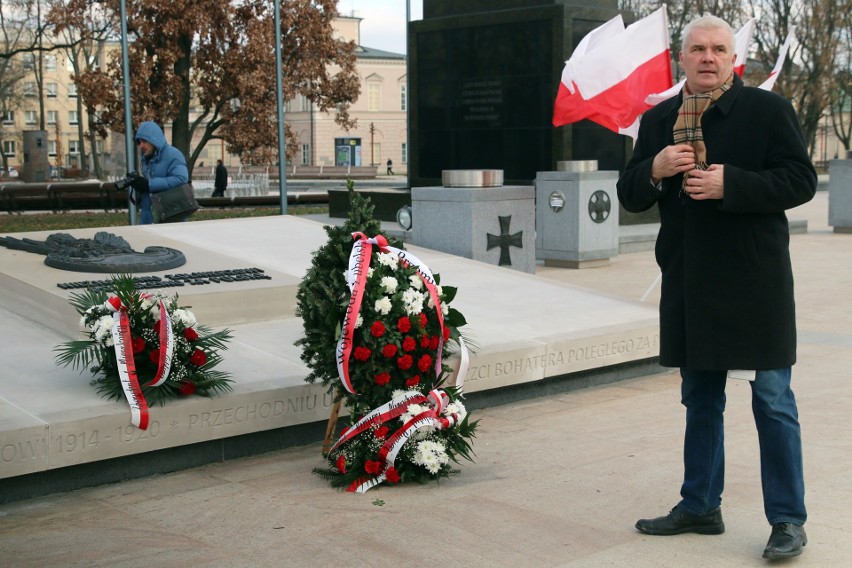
[113,171,144,191]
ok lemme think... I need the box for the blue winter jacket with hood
[134,121,188,224]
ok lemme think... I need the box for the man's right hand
[651,144,696,184]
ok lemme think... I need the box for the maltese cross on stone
[486,215,523,267]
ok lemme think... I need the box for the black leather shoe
[763,523,807,559]
[635,506,725,535]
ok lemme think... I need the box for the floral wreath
[311,233,477,492]
[55,274,233,429]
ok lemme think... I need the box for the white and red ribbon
[346,389,463,493]
[147,300,174,387]
[110,311,150,430]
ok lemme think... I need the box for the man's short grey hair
[681,15,736,53]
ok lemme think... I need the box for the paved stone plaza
[1,192,850,566]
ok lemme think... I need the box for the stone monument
[411,169,536,273]
[535,160,620,268]
[828,158,852,233]
[408,0,628,188]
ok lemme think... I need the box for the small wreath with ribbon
[55,274,233,429]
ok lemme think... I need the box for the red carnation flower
[354,346,371,361]
[429,336,440,350]
[397,354,413,370]
[382,344,398,358]
[364,460,382,475]
[190,349,207,366]
[397,316,412,333]
[149,348,160,364]
[418,354,433,372]
[374,372,391,386]
[443,326,451,341]
[131,336,146,354]
[419,313,428,328]
[178,381,196,396]
[335,455,346,474]
[420,336,431,348]
[405,375,420,388]
[402,336,416,352]
[385,466,401,483]
[374,425,389,439]
[183,327,199,341]
[370,321,386,338]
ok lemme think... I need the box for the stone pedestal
[412,172,535,273]
[535,164,619,268]
[829,159,852,234]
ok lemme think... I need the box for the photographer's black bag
[151,183,200,223]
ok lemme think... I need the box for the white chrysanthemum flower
[413,439,449,474]
[381,276,398,294]
[374,297,392,315]
[442,302,449,316]
[105,337,114,347]
[342,269,349,281]
[377,252,399,269]
[404,298,424,316]
[354,314,364,328]
[171,309,197,328]
[409,275,423,290]
[368,267,375,278]
[140,296,155,312]
[93,315,115,342]
[444,401,467,419]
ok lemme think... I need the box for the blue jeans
[677,368,806,525]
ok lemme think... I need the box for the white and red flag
[758,26,795,91]
[552,6,672,136]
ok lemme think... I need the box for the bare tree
[827,9,852,153]
[748,0,848,152]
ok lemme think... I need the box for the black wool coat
[617,75,816,371]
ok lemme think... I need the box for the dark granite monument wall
[409,0,631,187]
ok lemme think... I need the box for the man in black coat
[213,159,228,197]
[617,15,815,560]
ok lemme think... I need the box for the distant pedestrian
[386,158,394,175]
[213,160,228,197]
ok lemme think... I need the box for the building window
[96,139,105,153]
[401,143,407,164]
[69,111,79,125]
[47,111,58,125]
[400,84,407,111]
[48,140,57,157]
[68,140,80,154]
[45,54,57,71]
[68,83,77,98]
[3,140,15,157]
[22,53,35,70]
[2,110,14,124]
[301,144,310,165]
[25,111,37,125]
[367,83,381,111]
[46,83,58,98]
[23,82,36,96]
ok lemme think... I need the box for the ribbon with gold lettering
[346,389,463,493]
[110,310,150,430]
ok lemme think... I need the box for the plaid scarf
[673,74,733,190]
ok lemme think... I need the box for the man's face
[679,27,736,94]
[137,139,154,157]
